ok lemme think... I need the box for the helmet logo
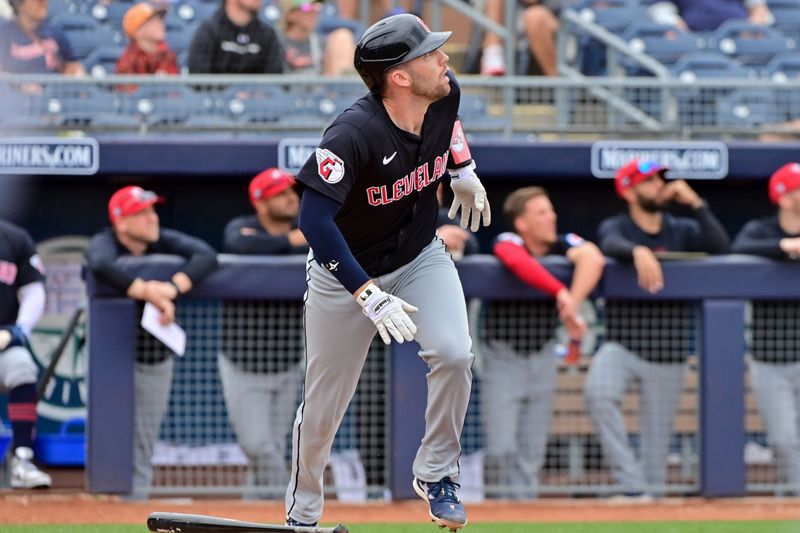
[316,148,345,184]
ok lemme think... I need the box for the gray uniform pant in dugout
[218,354,301,492]
[285,238,474,524]
[584,342,686,494]
[479,339,558,498]
[133,357,174,495]
[749,359,800,493]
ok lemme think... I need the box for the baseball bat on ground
[147,512,349,533]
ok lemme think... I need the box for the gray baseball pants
[218,354,301,493]
[584,342,686,494]
[133,358,174,496]
[479,339,557,498]
[749,359,800,494]
[285,238,474,524]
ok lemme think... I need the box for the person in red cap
[218,168,308,497]
[584,159,729,500]
[732,162,800,495]
[85,185,218,499]
[223,168,307,255]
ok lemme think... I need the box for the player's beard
[637,195,662,213]
[408,69,450,101]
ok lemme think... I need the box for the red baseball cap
[768,162,800,204]
[249,168,296,206]
[614,159,668,198]
[108,185,165,223]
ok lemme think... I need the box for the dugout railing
[86,254,799,499]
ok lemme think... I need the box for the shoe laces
[428,477,461,504]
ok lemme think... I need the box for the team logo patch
[565,233,585,247]
[30,254,45,275]
[316,148,345,184]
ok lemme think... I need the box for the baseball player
[588,159,729,497]
[0,220,51,489]
[731,162,800,494]
[85,186,218,498]
[220,168,307,495]
[481,186,603,498]
[284,14,490,531]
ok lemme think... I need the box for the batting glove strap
[448,162,492,232]
[357,283,419,345]
[0,325,28,352]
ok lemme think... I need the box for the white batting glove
[448,162,491,232]
[357,283,418,345]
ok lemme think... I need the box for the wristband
[356,282,379,306]
[168,280,182,298]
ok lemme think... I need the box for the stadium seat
[716,89,780,129]
[174,1,217,24]
[128,85,216,126]
[763,52,800,120]
[42,85,125,126]
[82,45,125,77]
[670,51,755,79]
[165,16,196,55]
[51,14,123,59]
[767,0,800,39]
[225,91,306,123]
[709,19,796,66]
[621,21,706,73]
[571,0,648,75]
[670,52,756,127]
[573,0,644,33]
[90,0,136,27]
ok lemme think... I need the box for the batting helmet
[354,14,451,92]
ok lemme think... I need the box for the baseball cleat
[413,476,468,530]
[10,447,52,489]
[286,517,318,527]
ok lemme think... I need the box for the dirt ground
[2,493,800,525]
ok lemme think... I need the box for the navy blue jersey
[598,205,729,260]
[0,19,76,73]
[732,215,800,259]
[295,72,461,276]
[0,221,45,326]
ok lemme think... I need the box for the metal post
[389,341,428,499]
[87,298,136,493]
[700,299,747,497]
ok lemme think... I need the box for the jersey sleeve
[15,228,45,287]
[550,233,587,255]
[493,232,565,297]
[295,122,368,205]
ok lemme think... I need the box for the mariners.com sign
[591,140,729,180]
[0,138,99,175]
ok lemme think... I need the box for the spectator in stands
[85,186,218,498]
[480,186,602,498]
[279,0,356,75]
[586,159,729,498]
[220,168,307,496]
[187,0,284,74]
[731,162,800,495]
[116,1,179,76]
[436,184,479,260]
[0,0,12,20]
[0,220,52,490]
[647,0,773,32]
[480,0,561,76]
[0,0,85,74]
